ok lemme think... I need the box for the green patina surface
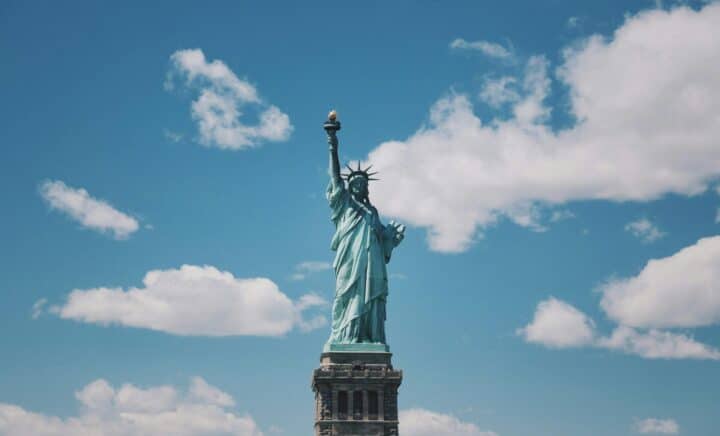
[323,114,405,350]
[323,342,391,353]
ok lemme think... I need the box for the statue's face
[349,176,368,198]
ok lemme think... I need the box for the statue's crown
[342,162,379,182]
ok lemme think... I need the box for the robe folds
[326,181,394,344]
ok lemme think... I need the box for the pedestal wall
[312,351,402,436]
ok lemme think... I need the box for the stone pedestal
[312,350,402,436]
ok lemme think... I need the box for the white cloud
[188,377,235,407]
[163,129,183,143]
[520,295,720,360]
[517,297,596,348]
[479,76,520,108]
[367,4,720,252]
[49,264,326,336]
[600,235,720,328]
[567,16,581,28]
[0,377,263,436]
[550,209,575,222]
[168,49,292,150]
[290,261,331,281]
[598,326,720,360]
[31,298,47,319]
[450,38,514,60]
[400,409,498,436]
[294,293,329,332]
[39,180,139,240]
[635,418,680,434]
[625,218,666,243]
[296,261,331,273]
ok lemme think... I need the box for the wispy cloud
[450,38,514,60]
[39,180,139,240]
[163,129,183,143]
[635,418,679,434]
[167,48,292,150]
[290,260,331,281]
[47,265,326,336]
[31,299,47,319]
[625,218,666,243]
[479,76,520,108]
[550,209,575,222]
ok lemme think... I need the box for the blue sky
[2,1,720,435]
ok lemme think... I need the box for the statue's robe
[326,180,394,344]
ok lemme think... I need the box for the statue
[323,110,405,351]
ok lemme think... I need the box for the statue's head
[348,174,369,198]
[342,162,378,200]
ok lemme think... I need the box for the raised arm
[328,131,342,187]
[325,111,342,189]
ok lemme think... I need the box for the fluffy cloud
[0,377,263,436]
[600,236,720,328]
[368,4,720,252]
[290,260,331,281]
[168,49,292,150]
[598,326,720,360]
[400,409,498,436]
[625,218,666,243]
[635,418,679,435]
[521,234,720,360]
[48,264,326,336]
[39,180,139,240]
[450,38,513,60]
[516,298,596,348]
[519,297,720,360]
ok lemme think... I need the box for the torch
[323,110,341,145]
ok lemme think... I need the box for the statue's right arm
[328,133,342,189]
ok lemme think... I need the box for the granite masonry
[312,351,402,436]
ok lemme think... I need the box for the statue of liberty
[323,110,405,351]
